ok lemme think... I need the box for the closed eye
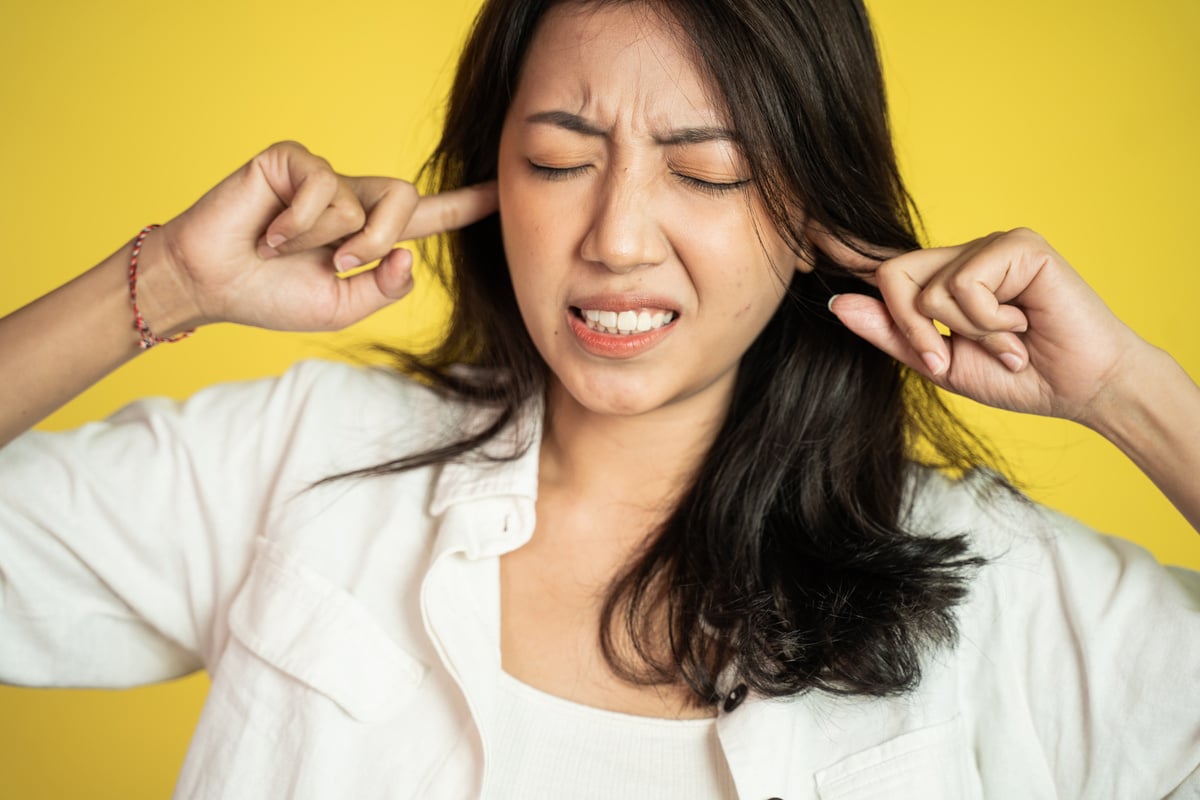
[528,161,591,181]
[528,160,748,196]
[674,173,750,197]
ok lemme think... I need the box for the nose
[579,168,669,273]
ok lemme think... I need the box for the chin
[579,394,664,418]
[552,367,676,418]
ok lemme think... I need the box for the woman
[2,0,1198,797]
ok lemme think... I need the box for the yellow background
[1,0,1197,796]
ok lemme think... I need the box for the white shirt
[492,670,737,798]
[1,360,1197,798]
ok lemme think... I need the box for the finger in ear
[806,220,907,282]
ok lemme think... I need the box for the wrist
[1081,341,1200,531]
[131,224,204,338]
[1082,343,1189,452]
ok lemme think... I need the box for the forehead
[512,2,730,134]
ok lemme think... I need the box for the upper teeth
[582,308,676,334]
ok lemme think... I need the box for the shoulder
[51,358,485,497]
[907,467,1200,665]
[177,359,470,467]
[98,358,447,431]
[251,358,448,422]
[902,475,1200,795]
[906,466,1196,596]
[907,466,1196,582]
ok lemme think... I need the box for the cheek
[499,178,565,258]
[690,243,790,310]
[676,200,790,275]
[709,257,793,343]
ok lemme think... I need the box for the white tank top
[490,671,739,799]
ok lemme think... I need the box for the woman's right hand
[143,141,497,334]
[0,141,496,447]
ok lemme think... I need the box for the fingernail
[922,351,946,376]
[335,253,361,273]
[265,233,287,249]
[999,352,1024,372]
[827,294,842,313]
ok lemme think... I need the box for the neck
[538,375,732,510]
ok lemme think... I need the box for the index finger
[805,221,907,283]
[400,182,498,241]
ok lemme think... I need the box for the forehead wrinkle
[519,3,735,147]
[630,0,738,145]
[618,8,726,144]
[526,63,730,147]
[525,109,738,153]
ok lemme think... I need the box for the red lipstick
[565,307,677,359]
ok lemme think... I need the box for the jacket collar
[427,395,543,559]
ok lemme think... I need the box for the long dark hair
[362,0,1002,704]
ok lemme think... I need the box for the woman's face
[498,2,802,420]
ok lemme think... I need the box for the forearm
[1086,345,1200,533]
[0,145,495,448]
[0,232,190,447]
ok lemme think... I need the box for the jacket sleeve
[0,360,392,688]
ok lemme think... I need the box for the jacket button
[722,683,748,713]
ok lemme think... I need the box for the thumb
[330,247,416,327]
[828,293,929,375]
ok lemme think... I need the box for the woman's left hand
[822,226,1200,532]
[821,227,1147,427]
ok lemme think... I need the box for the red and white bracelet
[128,225,195,350]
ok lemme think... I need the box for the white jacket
[1,360,1197,798]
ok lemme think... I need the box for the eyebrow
[525,110,737,145]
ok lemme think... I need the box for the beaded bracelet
[129,225,195,350]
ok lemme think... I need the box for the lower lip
[566,310,676,359]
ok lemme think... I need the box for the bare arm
[0,142,497,448]
[1084,346,1200,532]
[1,247,138,445]
[0,232,181,446]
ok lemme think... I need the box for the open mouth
[570,306,677,335]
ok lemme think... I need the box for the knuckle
[1002,226,1048,252]
[946,270,979,296]
[333,200,367,230]
[386,181,420,216]
[1006,226,1040,241]
[1000,227,1054,265]
[270,139,305,155]
[256,141,310,171]
[915,292,942,319]
[308,167,338,192]
[355,221,393,255]
[900,320,929,344]
[874,261,904,290]
[874,259,898,278]
[393,180,419,205]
